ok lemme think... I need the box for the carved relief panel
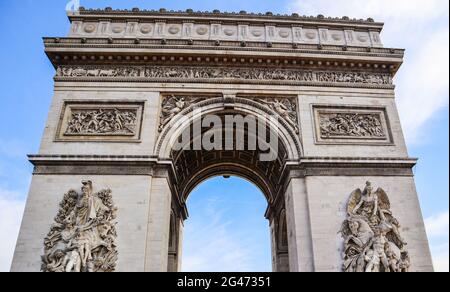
[56,102,144,142]
[55,65,392,88]
[313,106,393,145]
[340,182,410,272]
[42,181,118,272]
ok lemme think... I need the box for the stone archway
[159,95,303,272]
[11,8,434,273]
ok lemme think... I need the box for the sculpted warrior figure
[364,228,390,272]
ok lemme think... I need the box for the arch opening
[163,102,297,272]
[180,176,272,272]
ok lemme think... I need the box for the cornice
[29,155,417,179]
[43,38,403,75]
[44,37,403,57]
[281,157,417,179]
[29,154,417,166]
[70,7,384,30]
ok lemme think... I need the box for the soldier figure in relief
[364,228,390,272]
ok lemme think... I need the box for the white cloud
[287,0,449,144]
[0,188,26,272]
[431,242,449,272]
[396,28,449,143]
[425,210,449,238]
[287,0,449,23]
[425,210,449,272]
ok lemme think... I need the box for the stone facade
[11,8,433,272]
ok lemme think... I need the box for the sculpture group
[66,108,138,135]
[320,112,385,138]
[41,181,118,272]
[341,182,410,272]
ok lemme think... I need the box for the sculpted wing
[376,188,391,211]
[347,188,362,214]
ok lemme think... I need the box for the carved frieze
[56,102,144,142]
[313,106,392,144]
[65,108,138,136]
[340,182,410,272]
[157,95,299,134]
[42,181,118,272]
[55,66,393,87]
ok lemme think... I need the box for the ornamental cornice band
[55,66,393,87]
[69,8,384,49]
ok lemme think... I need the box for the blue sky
[183,177,271,272]
[0,0,448,272]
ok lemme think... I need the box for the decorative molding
[313,106,393,145]
[28,155,416,177]
[340,181,410,272]
[56,101,144,142]
[55,65,393,88]
[44,37,404,60]
[68,8,384,48]
[42,181,118,272]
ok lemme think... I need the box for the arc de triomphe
[11,8,433,272]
